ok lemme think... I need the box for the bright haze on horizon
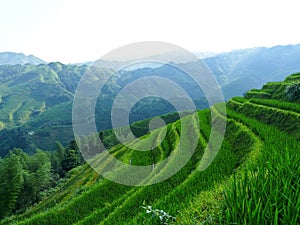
[1,0,300,64]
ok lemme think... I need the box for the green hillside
[0,63,86,155]
[0,63,208,156]
[1,73,299,224]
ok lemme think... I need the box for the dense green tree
[285,83,300,102]
[51,141,66,177]
[0,149,52,218]
[0,134,102,219]
[15,149,51,210]
[0,152,23,218]
[61,148,82,172]
[28,150,51,201]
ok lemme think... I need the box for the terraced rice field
[1,75,299,224]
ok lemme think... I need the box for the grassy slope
[1,74,299,224]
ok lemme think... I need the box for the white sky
[1,0,300,63]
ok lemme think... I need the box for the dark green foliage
[49,140,84,177]
[0,149,52,219]
[0,152,23,218]
[50,141,65,177]
[285,82,300,102]
[17,150,51,210]
[61,141,83,173]
[61,149,81,172]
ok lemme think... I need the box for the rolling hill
[1,73,299,224]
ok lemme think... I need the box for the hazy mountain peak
[0,52,46,65]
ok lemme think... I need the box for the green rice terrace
[1,73,300,224]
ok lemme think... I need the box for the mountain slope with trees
[0,63,87,155]
[0,62,208,156]
[1,44,300,155]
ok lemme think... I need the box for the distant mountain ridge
[0,52,46,65]
[114,43,300,100]
[203,44,300,98]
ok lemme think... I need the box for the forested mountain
[0,62,207,155]
[0,73,298,224]
[1,43,300,156]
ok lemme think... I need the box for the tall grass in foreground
[224,108,300,225]
[224,149,300,224]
